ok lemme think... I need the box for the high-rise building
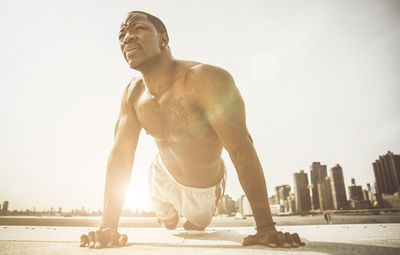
[1,201,9,216]
[317,176,334,210]
[236,195,253,216]
[217,195,235,215]
[283,193,297,214]
[330,164,347,210]
[293,170,312,214]
[348,179,364,201]
[372,151,400,206]
[348,179,371,209]
[310,162,327,210]
[275,185,291,205]
[268,195,278,205]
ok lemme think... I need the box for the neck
[140,50,176,99]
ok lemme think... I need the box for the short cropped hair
[127,11,168,34]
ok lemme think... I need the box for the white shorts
[148,154,226,229]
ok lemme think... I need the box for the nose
[122,32,137,45]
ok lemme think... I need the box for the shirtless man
[80,11,304,249]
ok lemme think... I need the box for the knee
[185,212,213,229]
[158,212,179,230]
[164,215,179,230]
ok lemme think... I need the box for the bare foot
[183,220,205,231]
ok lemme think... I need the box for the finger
[88,231,96,248]
[118,234,128,246]
[95,229,104,249]
[242,233,278,248]
[242,235,258,246]
[275,231,292,248]
[260,233,278,248]
[284,232,299,248]
[102,228,114,248]
[291,233,305,246]
[113,231,121,246]
[80,234,88,247]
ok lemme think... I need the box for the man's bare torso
[128,60,225,188]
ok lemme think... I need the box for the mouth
[125,46,138,57]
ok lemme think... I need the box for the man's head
[119,11,169,71]
[126,11,167,35]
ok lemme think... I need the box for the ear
[160,33,169,47]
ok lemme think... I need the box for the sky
[0,0,399,212]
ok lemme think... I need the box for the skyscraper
[310,162,327,210]
[348,179,364,201]
[372,151,400,205]
[275,185,291,205]
[293,170,312,214]
[1,201,9,216]
[317,176,334,210]
[236,195,253,216]
[330,164,348,210]
[217,195,235,215]
[348,179,371,209]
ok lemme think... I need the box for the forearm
[230,142,275,231]
[100,151,134,230]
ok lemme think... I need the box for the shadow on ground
[128,241,400,255]
[163,230,400,255]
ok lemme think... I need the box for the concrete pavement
[2,214,400,227]
[1,224,400,255]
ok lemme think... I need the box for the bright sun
[124,178,152,211]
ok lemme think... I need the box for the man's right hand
[242,230,305,248]
[79,228,128,248]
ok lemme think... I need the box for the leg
[152,198,179,230]
[181,169,227,231]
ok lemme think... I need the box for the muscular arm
[100,81,142,230]
[187,65,275,231]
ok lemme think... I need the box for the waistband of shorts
[155,153,226,193]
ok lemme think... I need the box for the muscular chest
[135,87,204,141]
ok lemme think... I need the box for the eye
[119,33,125,41]
[134,25,146,31]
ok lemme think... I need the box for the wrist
[255,221,276,233]
[100,219,118,231]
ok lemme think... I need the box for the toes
[79,234,88,247]
[284,232,299,248]
[94,230,104,249]
[275,231,292,248]
[291,233,305,246]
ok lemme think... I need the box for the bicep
[112,86,142,156]
[190,66,251,152]
[207,90,250,152]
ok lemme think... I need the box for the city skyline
[1,0,399,212]
[1,155,388,212]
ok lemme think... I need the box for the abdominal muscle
[154,131,226,188]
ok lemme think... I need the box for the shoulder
[185,64,234,89]
[124,77,145,106]
[184,64,239,104]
